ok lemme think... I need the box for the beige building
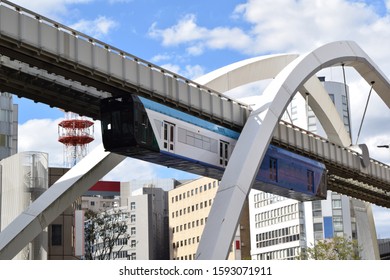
[169,177,250,260]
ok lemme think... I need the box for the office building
[169,177,251,260]
[119,178,180,260]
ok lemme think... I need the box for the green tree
[300,236,361,260]
[84,208,130,260]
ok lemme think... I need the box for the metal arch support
[195,54,351,147]
[196,40,390,260]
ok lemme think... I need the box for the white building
[249,78,379,260]
[120,179,180,260]
[0,152,48,259]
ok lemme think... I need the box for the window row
[171,199,213,218]
[178,127,218,153]
[254,213,299,228]
[254,205,300,228]
[254,246,300,260]
[172,235,201,249]
[113,250,128,259]
[253,192,287,208]
[171,181,217,203]
[255,204,299,222]
[256,234,300,249]
[173,254,196,260]
[256,225,299,243]
[172,217,207,234]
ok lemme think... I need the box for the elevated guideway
[273,120,390,208]
[1,0,390,207]
[0,0,249,129]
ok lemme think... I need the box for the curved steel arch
[196,40,390,259]
[195,53,351,147]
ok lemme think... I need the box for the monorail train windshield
[100,94,327,201]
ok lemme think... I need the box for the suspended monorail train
[100,94,327,201]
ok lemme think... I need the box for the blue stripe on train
[139,96,240,140]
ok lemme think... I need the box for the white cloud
[18,118,65,166]
[149,14,207,46]
[233,0,379,53]
[148,0,390,69]
[159,63,181,75]
[102,157,157,181]
[70,16,118,39]
[151,53,172,63]
[149,14,253,56]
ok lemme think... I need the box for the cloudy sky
[6,0,390,238]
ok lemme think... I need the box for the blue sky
[9,0,390,238]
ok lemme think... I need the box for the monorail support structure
[196,41,390,259]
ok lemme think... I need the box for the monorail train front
[100,95,159,155]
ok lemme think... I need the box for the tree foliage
[84,208,130,260]
[301,236,361,260]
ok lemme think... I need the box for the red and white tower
[58,112,94,167]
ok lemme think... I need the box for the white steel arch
[196,40,390,259]
[195,54,351,147]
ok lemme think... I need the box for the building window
[313,223,323,232]
[332,199,342,209]
[131,227,136,235]
[130,202,136,210]
[219,140,229,167]
[0,134,9,147]
[51,224,62,246]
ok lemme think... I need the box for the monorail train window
[307,170,314,192]
[219,140,229,167]
[269,157,278,181]
[163,121,175,152]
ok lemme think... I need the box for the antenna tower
[58,112,94,167]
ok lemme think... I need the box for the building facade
[119,179,180,260]
[168,177,251,260]
[48,168,121,260]
[249,78,379,260]
[0,92,17,160]
[0,152,48,260]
